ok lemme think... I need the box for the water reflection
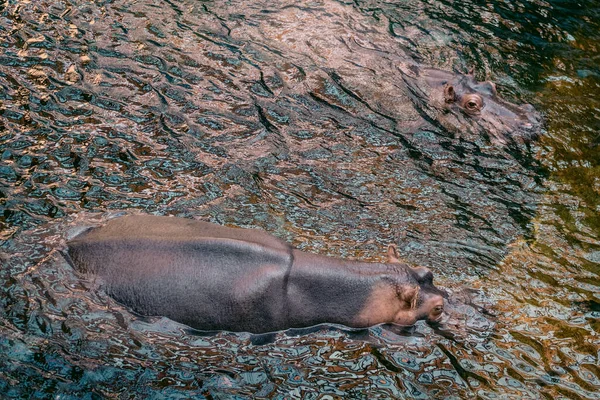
[1,0,599,398]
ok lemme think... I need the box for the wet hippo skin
[66,215,446,333]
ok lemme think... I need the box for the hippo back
[67,215,294,332]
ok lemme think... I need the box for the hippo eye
[462,94,483,114]
[431,305,444,317]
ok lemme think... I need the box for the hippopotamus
[400,66,542,145]
[228,1,543,146]
[65,215,446,333]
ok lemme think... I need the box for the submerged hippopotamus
[401,66,542,145]
[236,2,543,146]
[66,215,446,333]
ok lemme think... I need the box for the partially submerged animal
[66,215,446,333]
[402,67,542,145]
[234,2,543,145]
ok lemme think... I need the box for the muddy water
[1,0,598,398]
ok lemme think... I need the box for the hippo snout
[519,103,541,125]
[516,104,543,140]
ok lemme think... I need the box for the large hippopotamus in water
[66,215,446,333]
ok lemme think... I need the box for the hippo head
[386,245,446,326]
[403,67,542,145]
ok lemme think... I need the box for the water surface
[1,0,599,398]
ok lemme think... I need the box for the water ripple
[1,0,599,398]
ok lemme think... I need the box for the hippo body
[67,215,445,333]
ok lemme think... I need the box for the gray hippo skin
[66,215,446,333]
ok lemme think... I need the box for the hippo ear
[399,285,419,309]
[444,84,455,103]
[387,244,401,263]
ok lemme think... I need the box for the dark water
[1,0,599,398]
